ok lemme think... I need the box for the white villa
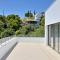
[35,12,41,22]
[45,0,60,53]
[35,12,44,22]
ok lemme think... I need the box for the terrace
[0,37,60,60]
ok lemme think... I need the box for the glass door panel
[48,25,51,46]
[50,25,54,48]
[58,23,60,53]
[55,23,58,51]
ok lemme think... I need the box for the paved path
[6,43,60,60]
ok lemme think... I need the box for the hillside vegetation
[0,11,45,38]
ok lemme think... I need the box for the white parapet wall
[0,37,17,60]
[15,37,45,43]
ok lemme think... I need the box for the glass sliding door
[48,23,60,53]
[50,25,54,48]
[55,23,58,52]
[58,23,60,53]
[48,25,51,46]
[48,25,55,48]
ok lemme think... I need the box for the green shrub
[1,28,15,38]
[15,30,21,35]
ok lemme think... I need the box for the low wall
[0,38,17,60]
[0,37,12,45]
[16,37,45,43]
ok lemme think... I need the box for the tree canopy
[25,10,33,17]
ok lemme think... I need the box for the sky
[0,0,54,18]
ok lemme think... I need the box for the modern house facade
[45,0,60,53]
[35,12,44,22]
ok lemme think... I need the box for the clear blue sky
[0,0,54,18]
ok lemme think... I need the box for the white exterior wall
[45,0,60,44]
[45,0,60,26]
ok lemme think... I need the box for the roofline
[45,0,56,13]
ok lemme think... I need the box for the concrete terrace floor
[6,43,60,60]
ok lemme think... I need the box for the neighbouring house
[21,17,38,26]
[21,20,38,26]
[35,12,44,21]
[21,12,44,26]
[35,12,45,25]
[45,0,60,53]
[35,12,41,22]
